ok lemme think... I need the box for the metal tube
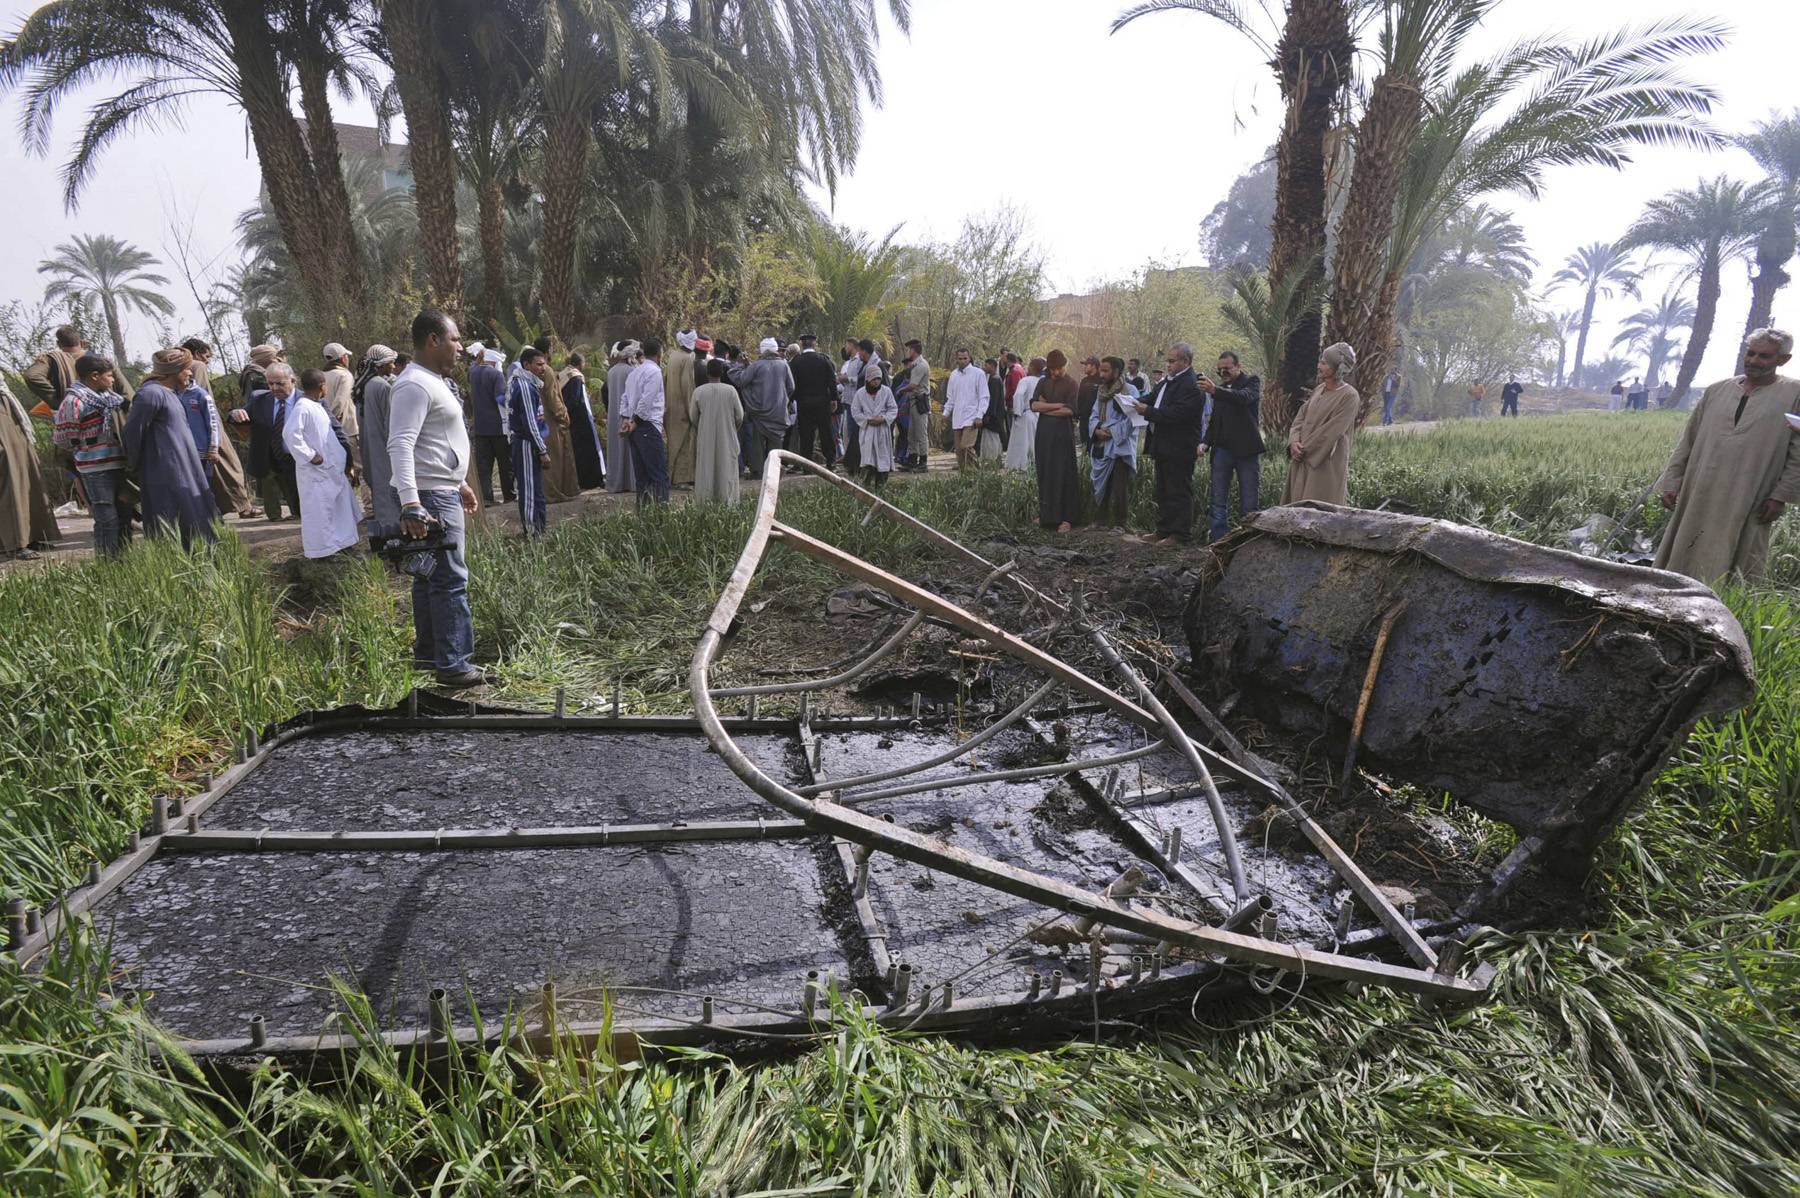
[713,610,925,697]
[891,963,913,1008]
[86,862,102,887]
[853,858,870,899]
[554,686,566,719]
[1049,969,1064,997]
[1151,950,1163,979]
[408,689,419,717]
[702,996,715,1024]
[248,1015,267,1049]
[1167,825,1183,863]
[428,988,450,1038]
[1089,937,1103,991]
[613,679,624,714]
[160,819,815,854]
[911,692,922,718]
[5,899,25,952]
[246,726,259,756]
[184,813,199,834]
[836,739,1168,807]
[1335,899,1355,942]
[803,971,820,1017]
[798,678,1058,797]
[1026,972,1041,1000]
[939,981,954,1010]
[747,694,759,720]
[25,909,41,936]
[127,830,140,851]
[541,982,556,1030]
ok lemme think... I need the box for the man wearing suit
[1203,351,1265,541]
[464,342,513,505]
[243,365,301,521]
[1134,342,1206,546]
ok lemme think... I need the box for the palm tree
[1736,110,1800,337]
[37,234,174,372]
[1114,0,1354,420]
[1,0,370,323]
[1611,288,1693,398]
[803,223,906,351]
[1427,203,1535,283]
[1549,242,1640,392]
[1328,0,1495,403]
[1550,310,1581,387]
[1623,176,1760,405]
[1376,18,1725,410]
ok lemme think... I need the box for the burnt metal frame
[691,450,1486,1000]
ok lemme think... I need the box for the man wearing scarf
[665,329,700,487]
[729,338,797,480]
[604,341,639,493]
[123,347,217,548]
[354,345,403,535]
[321,342,360,471]
[0,375,60,560]
[1088,356,1138,529]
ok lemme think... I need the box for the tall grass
[1,413,1796,1194]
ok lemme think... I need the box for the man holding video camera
[388,309,485,688]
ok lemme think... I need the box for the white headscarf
[758,336,781,355]
[677,329,698,351]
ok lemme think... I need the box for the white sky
[3,0,1796,383]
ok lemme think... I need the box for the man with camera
[388,310,484,689]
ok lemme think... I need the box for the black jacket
[1142,367,1206,460]
[791,350,839,409]
[1206,373,1265,458]
[244,387,293,478]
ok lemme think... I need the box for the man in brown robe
[182,337,258,518]
[540,359,582,502]
[664,330,699,487]
[1654,328,1800,584]
[1,378,61,560]
[22,325,84,417]
[1283,342,1361,506]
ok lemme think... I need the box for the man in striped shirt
[51,354,134,557]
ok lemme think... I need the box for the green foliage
[1,415,1798,1194]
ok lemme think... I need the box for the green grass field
[1,413,1795,1195]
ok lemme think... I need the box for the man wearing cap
[790,333,839,469]
[463,341,513,506]
[356,345,403,534]
[321,343,360,467]
[730,338,797,479]
[605,341,639,493]
[665,329,700,488]
[122,347,217,547]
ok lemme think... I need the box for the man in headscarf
[464,341,513,506]
[1654,327,1800,583]
[604,341,639,493]
[0,374,60,560]
[181,337,258,518]
[321,342,359,467]
[23,325,90,415]
[730,338,797,479]
[538,346,583,503]
[665,329,700,487]
[355,344,403,535]
[123,348,217,548]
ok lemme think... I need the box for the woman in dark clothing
[560,354,607,489]
[1031,349,1083,531]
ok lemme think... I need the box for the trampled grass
[0,413,1796,1195]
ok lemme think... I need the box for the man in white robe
[283,366,363,559]
[851,374,899,488]
[1005,358,1043,471]
[946,349,988,471]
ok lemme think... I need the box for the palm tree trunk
[1267,0,1353,427]
[101,292,128,373]
[381,0,464,318]
[540,109,590,341]
[294,50,368,309]
[479,177,507,327]
[1328,72,1422,422]
[221,9,340,322]
[1554,340,1567,388]
[1744,231,1793,337]
[1570,285,1598,388]
[1673,255,1722,406]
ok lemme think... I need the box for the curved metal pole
[797,679,1058,796]
[836,739,1168,807]
[713,610,926,697]
[1084,624,1250,905]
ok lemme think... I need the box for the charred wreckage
[6,453,1753,1063]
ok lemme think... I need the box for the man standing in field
[1654,327,1800,584]
[946,349,987,471]
[1501,377,1524,418]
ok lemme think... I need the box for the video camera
[371,514,459,580]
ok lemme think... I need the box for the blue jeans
[630,422,670,505]
[511,440,547,534]
[1382,393,1396,424]
[1209,446,1261,542]
[412,488,475,675]
[85,469,133,558]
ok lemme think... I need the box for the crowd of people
[2,311,1794,688]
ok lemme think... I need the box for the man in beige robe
[664,330,699,487]
[1,378,60,560]
[1654,328,1800,584]
[1283,342,1361,506]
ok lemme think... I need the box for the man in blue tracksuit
[508,347,552,536]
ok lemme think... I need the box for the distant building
[295,120,412,196]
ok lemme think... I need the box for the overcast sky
[3,0,1795,383]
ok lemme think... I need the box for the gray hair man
[1132,342,1206,546]
[1653,327,1800,583]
